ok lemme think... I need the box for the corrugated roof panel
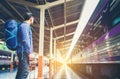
[0,9,12,21]
[10,2,29,15]
[66,13,80,23]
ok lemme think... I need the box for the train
[0,42,17,70]
[72,23,120,63]
[71,0,120,64]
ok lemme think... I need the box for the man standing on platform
[16,12,35,79]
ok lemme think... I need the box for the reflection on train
[71,0,120,63]
[73,25,120,63]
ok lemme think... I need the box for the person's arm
[20,24,31,54]
[29,27,33,53]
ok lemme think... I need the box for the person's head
[24,12,34,25]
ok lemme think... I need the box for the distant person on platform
[16,12,35,79]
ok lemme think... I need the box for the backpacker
[4,20,19,50]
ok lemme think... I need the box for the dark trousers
[15,52,29,79]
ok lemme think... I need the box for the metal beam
[32,24,50,30]
[45,18,51,30]
[64,39,72,43]
[63,0,67,53]
[39,8,45,51]
[8,0,72,9]
[46,2,58,38]
[64,43,71,47]
[51,11,80,23]
[50,2,81,14]
[53,38,57,74]
[45,0,72,9]
[49,28,53,79]
[60,47,69,50]
[55,32,75,40]
[38,6,45,79]
[48,13,57,38]
[50,28,53,58]
[52,20,79,30]
[58,38,72,43]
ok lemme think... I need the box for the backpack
[4,20,19,50]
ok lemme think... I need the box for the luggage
[4,20,19,50]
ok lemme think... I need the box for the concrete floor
[0,67,38,79]
[0,65,87,79]
[53,65,87,79]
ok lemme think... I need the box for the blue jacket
[17,22,33,54]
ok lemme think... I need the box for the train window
[110,1,120,27]
[2,55,7,59]
[8,56,11,59]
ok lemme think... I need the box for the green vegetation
[0,42,10,51]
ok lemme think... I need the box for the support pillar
[49,27,53,79]
[10,52,14,72]
[38,6,45,79]
[54,39,56,75]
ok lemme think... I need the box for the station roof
[0,0,85,57]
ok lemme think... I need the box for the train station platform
[0,65,88,79]
[0,0,120,79]
[53,65,88,79]
[0,63,120,79]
